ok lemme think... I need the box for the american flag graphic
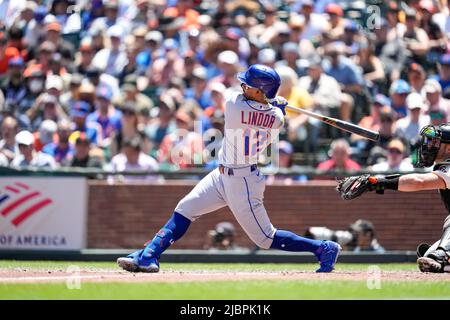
[0,182,53,227]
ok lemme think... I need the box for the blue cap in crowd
[374,94,391,107]
[8,56,24,67]
[225,27,243,40]
[440,54,450,65]
[390,79,411,95]
[95,85,113,101]
[34,6,47,23]
[70,101,90,118]
[344,20,359,33]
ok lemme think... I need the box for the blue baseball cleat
[117,249,160,273]
[315,240,341,273]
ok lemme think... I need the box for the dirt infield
[0,268,449,284]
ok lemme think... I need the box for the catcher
[337,124,450,273]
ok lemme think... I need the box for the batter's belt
[219,164,257,177]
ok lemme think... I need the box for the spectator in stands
[211,50,241,89]
[110,135,159,181]
[92,25,128,78]
[43,22,74,67]
[342,20,360,56]
[60,73,83,114]
[109,102,145,157]
[0,116,18,162]
[34,119,57,152]
[266,140,306,185]
[20,69,46,116]
[90,1,123,34]
[66,134,104,168]
[401,7,430,66]
[423,78,450,118]
[389,79,411,119]
[322,42,362,121]
[87,84,122,146]
[374,18,407,84]
[42,120,74,165]
[257,48,276,69]
[354,94,390,140]
[276,42,305,76]
[371,139,414,172]
[147,38,184,88]
[145,96,176,157]
[117,75,153,116]
[298,56,342,114]
[406,62,426,93]
[365,107,401,165]
[277,66,312,112]
[352,38,385,92]
[184,66,212,110]
[419,0,445,59]
[204,82,226,118]
[24,5,47,48]
[325,3,345,41]
[75,39,95,76]
[28,93,68,132]
[395,92,429,145]
[158,107,204,168]
[297,55,342,149]
[297,0,328,41]
[1,57,26,116]
[29,41,56,76]
[163,0,200,30]
[77,82,96,110]
[438,54,450,93]
[45,74,65,103]
[0,32,20,77]
[69,100,102,146]
[12,130,56,168]
[317,139,361,172]
[49,0,82,34]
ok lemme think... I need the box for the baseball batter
[117,64,341,273]
[337,124,450,273]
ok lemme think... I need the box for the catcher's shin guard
[418,215,450,273]
[436,215,450,254]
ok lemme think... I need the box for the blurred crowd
[1,0,450,179]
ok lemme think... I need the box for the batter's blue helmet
[237,64,281,100]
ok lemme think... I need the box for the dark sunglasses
[123,109,136,116]
[388,148,402,155]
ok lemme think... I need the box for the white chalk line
[0,274,126,282]
[0,272,284,283]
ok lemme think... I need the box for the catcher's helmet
[237,64,280,100]
[416,123,450,167]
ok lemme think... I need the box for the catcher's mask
[416,124,450,167]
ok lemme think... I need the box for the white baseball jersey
[175,91,284,249]
[218,92,284,168]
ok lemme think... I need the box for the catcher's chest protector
[433,162,450,214]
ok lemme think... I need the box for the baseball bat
[286,105,380,141]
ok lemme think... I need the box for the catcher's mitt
[336,174,377,200]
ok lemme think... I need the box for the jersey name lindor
[240,111,277,128]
